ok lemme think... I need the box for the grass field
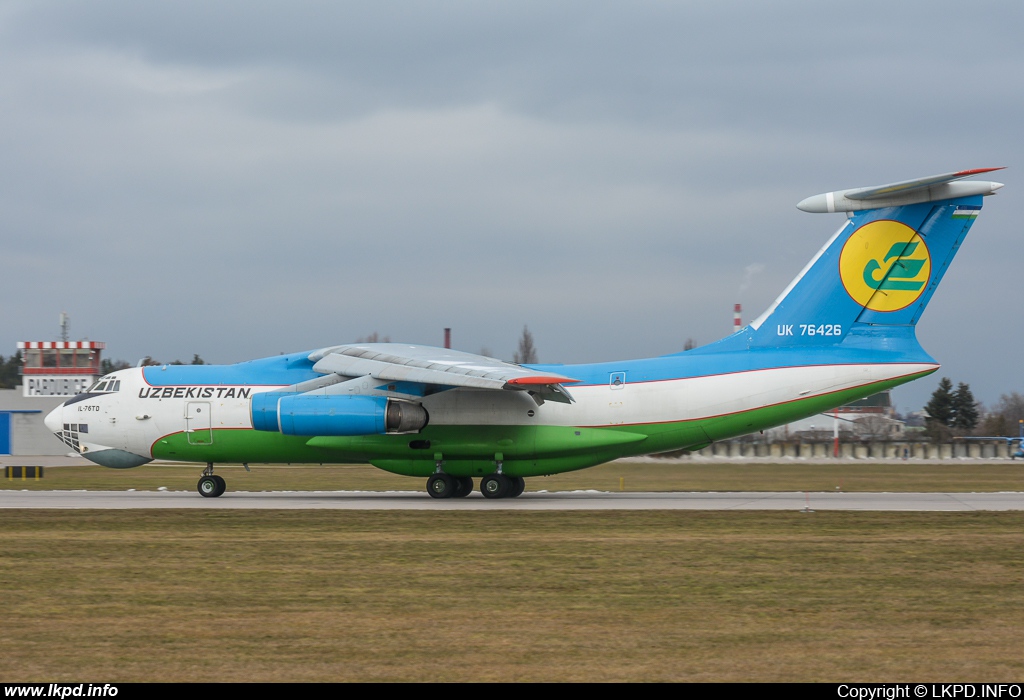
[2,509,1023,682]
[5,459,1024,493]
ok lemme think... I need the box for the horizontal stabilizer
[797,168,1004,213]
[728,169,999,347]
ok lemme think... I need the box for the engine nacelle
[250,393,428,436]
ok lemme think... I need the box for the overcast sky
[1,0,1020,413]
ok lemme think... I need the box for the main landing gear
[480,474,525,499]
[425,456,526,499]
[426,473,475,499]
[197,463,226,498]
[424,473,525,499]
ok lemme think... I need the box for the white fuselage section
[46,361,934,460]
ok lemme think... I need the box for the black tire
[508,476,526,498]
[212,475,227,497]
[480,474,509,499]
[427,473,456,499]
[197,475,221,498]
[454,476,474,498]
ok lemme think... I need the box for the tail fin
[736,169,1003,349]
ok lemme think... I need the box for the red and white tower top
[15,340,106,397]
[17,341,105,374]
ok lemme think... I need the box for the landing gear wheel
[454,476,474,498]
[480,474,510,499]
[212,475,226,497]
[427,473,457,499]
[508,476,526,498]
[198,475,223,498]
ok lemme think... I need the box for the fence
[687,441,1013,459]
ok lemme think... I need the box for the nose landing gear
[197,464,226,498]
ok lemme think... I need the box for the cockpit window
[87,379,120,393]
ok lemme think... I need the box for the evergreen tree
[924,377,955,441]
[951,382,979,433]
[924,377,954,426]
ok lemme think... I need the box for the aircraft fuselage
[46,347,935,478]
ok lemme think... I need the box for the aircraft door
[608,372,626,424]
[185,402,213,445]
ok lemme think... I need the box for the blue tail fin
[730,169,1003,349]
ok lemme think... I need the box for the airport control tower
[17,314,105,397]
[17,340,105,397]
[0,314,108,454]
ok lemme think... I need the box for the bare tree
[855,414,897,442]
[979,392,1024,435]
[357,332,390,343]
[513,326,538,364]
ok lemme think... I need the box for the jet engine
[251,393,428,436]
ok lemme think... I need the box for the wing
[302,344,579,404]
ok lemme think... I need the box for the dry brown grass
[2,510,1023,682]
[7,459,1024,494]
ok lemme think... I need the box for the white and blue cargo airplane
[45,168,1004,498]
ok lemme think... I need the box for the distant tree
[357,332,390,343]
[99,358,132,375]
[683,338,697,351]
[925,378,954,426]
[979,392,1024,436]
[924,377,955,441]
[190,354,206,365]
[855,414,896,442]
[479,347,493,358]
[0,352,22,389]
[513,326,538,364]
[951,382,979,433]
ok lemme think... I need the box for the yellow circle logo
[839,220,931,312]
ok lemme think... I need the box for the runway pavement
[2,489,1023,510]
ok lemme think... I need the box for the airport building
[0,340,106,456]
[766,390,906,442]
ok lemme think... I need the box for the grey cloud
[0,0,1019,413]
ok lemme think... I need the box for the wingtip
[954,167,1006,177]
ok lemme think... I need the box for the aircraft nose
[44,403,64,433]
